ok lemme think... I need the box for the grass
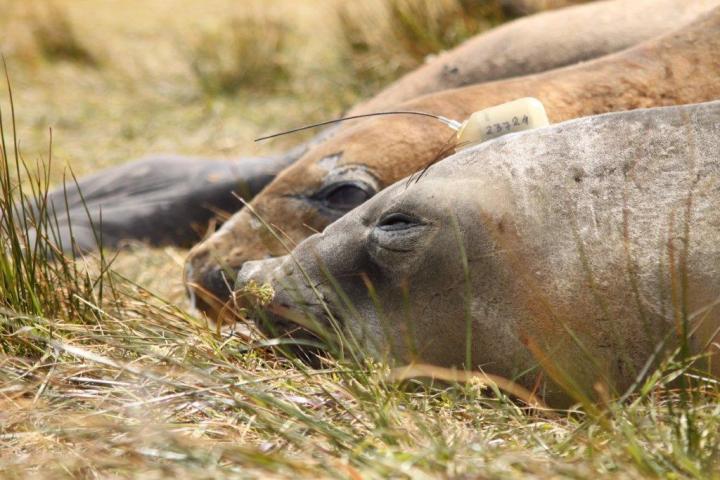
[337,0,512,95]
[0,0,98,67]
[189,13,291,97]
[26,1,99,67]
[1,1,719,478]
[385,0,507,60]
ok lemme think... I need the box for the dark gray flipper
[22,149,303,254]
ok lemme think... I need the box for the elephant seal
[186,6,720,319]
[37,0,715,254]
[233,101,720,405]
[349,0,719,115]
[21,152,301,253]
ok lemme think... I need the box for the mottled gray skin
[236,102,720,405]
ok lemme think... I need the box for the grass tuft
[337,0,511,95]
[0,67,108,359]
[0,0,98,67]
[28,2,98,66]
[189,13,291,97]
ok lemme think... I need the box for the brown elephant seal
[350,0,719,115]
[186,5,720,319]
[37,0,715,255]
[232,101,720,405]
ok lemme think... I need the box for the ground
[1,1,718,478]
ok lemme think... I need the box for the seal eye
[369,211,429,255]
[377,212,422,231]
[315,181,374,212]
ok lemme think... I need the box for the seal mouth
[232,255,348,364]
[246,286,346,366]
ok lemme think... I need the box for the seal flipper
[22,150,302,254]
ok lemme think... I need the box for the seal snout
[184,234,252,318]
[235,255,337,352]
[235,258,282,288]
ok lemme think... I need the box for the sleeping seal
[20,153,300,253]
[36,0,717,253]
[232,101,720,405]
[186,5,720,319]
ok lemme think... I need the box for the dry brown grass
[189,13,291,97]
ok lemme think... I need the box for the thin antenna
[255,111,463,142]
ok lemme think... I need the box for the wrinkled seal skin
[186,4,720,320]
[235,101,720,405]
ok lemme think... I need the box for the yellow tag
[456,97,550,150]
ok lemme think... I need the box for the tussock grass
[189,13,291,97]
[0,1,98,66]
[336,0,511,94]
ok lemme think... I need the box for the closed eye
[377,212,423,231]
[369,210,430,255]
[312,181,374,212]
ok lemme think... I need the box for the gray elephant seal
[18,153,300,253]
[235,101,720,405]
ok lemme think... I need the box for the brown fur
[349,0,718,115]
[186,7,720,319]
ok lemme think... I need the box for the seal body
[234,101,720,405]
[20,153,298,253]
[186,5,720,320]
[40,0,699,255]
